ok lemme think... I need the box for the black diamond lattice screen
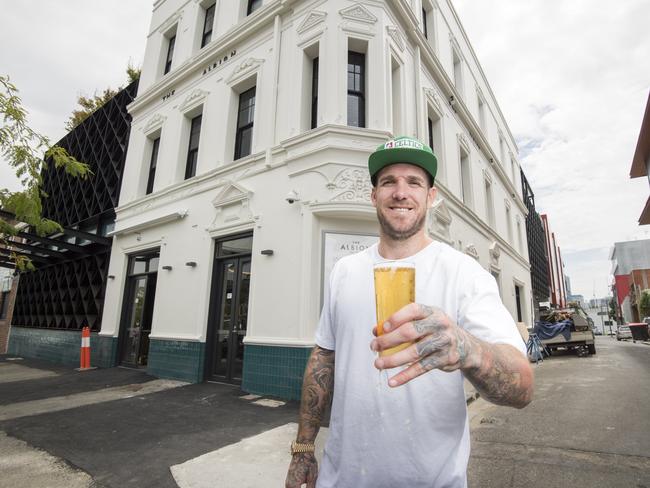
[12,253,109,331]
[12,81,138,331]
[41,80,138,226]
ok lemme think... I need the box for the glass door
[119,251,159,366]
[207,234,252,383]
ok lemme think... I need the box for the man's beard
[376,208,427,241]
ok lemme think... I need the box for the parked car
[616,325,632,341]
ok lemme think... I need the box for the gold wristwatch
[290,440,315,455]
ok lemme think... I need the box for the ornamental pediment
[178,89,209,113]
[297,10,327,34]
[339,4,377,24]
[211,181,252,209]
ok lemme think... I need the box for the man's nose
[392,179,409,199]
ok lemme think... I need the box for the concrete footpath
[0,355,478,488]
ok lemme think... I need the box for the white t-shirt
[314,241,526,488]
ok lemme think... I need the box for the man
[285,136,533,488]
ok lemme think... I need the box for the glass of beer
[374,261,415,357]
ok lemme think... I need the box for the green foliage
[126,61,141,84]
[0,74,92,271]
[65,88,117,131]
[639,289,650,318]
[65,64,141,131]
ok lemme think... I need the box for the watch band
[290,440,315,455]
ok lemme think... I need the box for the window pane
[165,35,175,74]
[148,256,159,272]
[239,127,252,158]
[347,94,359,127]
[218,236,253,256]
[132,259,147,275]
[247,0,262,15]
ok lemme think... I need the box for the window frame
[234,86,256,160]
[146,137,160,195]
[185,115,202,179]
[311,56,319,130]
[347,51,366,128]
[164,34,176,75]
[201,3,216,48]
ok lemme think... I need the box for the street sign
[597,311,607,316]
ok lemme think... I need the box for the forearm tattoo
[297,346,335,443]
[413,304,532,408]
[464,340,532,408]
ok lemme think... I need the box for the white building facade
[97,0,532,399]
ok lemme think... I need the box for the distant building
[564,275,572,297]
[629,91,650,224]
[568,294,584,305]
[541,214,567,308]
[610,239,650,323]
[521,170,550,317]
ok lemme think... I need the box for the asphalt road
[467,336,650,488]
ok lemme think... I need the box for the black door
[207,235,252,383]
[119,252,159,366]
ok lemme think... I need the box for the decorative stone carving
[227,58,264,86]
[178,89,209,113]
[427,198,452,243]
[424,87,443,114]
[143,113,166,135]
[457,132,470,152]
[465,244,479,260]
[482,168,493,184]
[297,10,327,34]
[158,11,183,34]
[386,26,405,51]
[329,168,372,202]
[339,3,377,24]
[208,182,255,231]
[489,241,501,265]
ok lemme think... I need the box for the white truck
[540,306,596,356]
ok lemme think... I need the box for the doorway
[206,234,252,383]
[118,251,159,366]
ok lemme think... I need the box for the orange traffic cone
[77,326,95,371]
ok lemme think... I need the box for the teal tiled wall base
[95,336,118,368]
[242,345,312,401]
[7,327,102,367]
[147,339,205,383]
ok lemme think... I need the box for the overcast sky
[454,0,650,299]
[1,1,649,299]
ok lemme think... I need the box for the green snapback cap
[368,136,437,185]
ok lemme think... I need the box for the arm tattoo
[297,345,335,443]
[412,304,532,408]
[463,337,533,408]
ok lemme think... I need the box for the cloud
[453,0,650,297]
[0,0,151,191]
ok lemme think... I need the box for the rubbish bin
[628,323,649,343]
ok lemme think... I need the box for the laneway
[468,336,650,487]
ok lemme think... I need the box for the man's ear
[371,187,377,207]
[428,186,437,207]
